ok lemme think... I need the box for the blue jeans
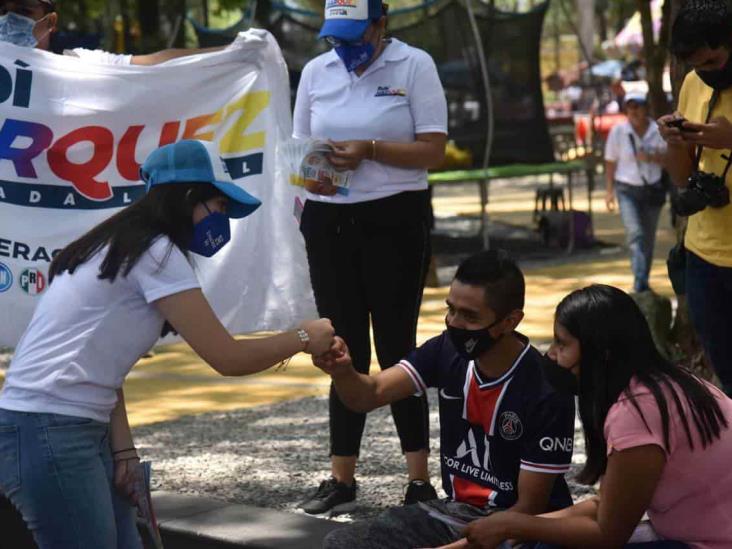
[616,183,663,293]
[686,250,732,396]
[0,409,142,549]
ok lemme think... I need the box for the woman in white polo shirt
[0,140,335,548]
[604,92,668,293]
[294,0,448,515]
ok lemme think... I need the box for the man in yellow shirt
[660,0,732,396]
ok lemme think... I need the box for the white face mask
[0,12,50,48]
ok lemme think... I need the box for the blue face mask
[334,42,375,72]
[189,206,231,257]
[0,12,47,48]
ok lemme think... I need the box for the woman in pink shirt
[460,285,732,548]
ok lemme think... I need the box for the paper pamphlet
[628,521,660,543]
[282,139,353,195]
[417,503,514,548]
[133,461,164,549]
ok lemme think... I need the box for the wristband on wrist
[296,328,310,352]
[112,446,136,455]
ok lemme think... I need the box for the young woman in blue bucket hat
[0,139,335,548]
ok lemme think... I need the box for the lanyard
[693,90,732,179]
[627,129,653,186]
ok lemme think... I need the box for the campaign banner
[0,29,316,347]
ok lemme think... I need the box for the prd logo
[19,267,46,296]
[0,262,12,292]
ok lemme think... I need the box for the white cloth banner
[0,29,316,347]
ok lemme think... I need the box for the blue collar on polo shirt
[324,38,409,71]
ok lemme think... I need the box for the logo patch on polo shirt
[375,86,407,97]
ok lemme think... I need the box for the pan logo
[19,267,45,296]
[0,262,12,292]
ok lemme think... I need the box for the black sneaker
[404,479,437,505]
[299,477,357,515]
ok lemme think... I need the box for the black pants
[685,250,732,395]
[300,190,431,456]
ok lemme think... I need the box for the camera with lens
[672,171,730,216]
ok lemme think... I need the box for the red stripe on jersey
[452,475,494,507]
[465,374,504,432]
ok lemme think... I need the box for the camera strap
[627,131,651,186]
[692,90,732,179]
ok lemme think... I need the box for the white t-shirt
[604,119,666,186]
[64,47,133,66]
[0,237,200,422]
[293,38,448,204]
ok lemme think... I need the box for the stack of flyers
[417,502,514,548]
[281,139,353,196]
[133,461,164,549]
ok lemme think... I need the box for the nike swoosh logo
[439,388,463,400]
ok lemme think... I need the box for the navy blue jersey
[399,332,575,510]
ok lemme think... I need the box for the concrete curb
[147,491,342,549]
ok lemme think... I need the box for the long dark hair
[49,182,221,284]
[556,284,728,485]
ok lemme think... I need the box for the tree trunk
[254,0,273,29]
[163,0,186,48]
[638,0,671,117]
[576,0,596,63]
[137,0,162,53]
[596,0,608,43]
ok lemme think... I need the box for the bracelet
[275,356,292,372]
[296,328,310,353]
[112,447,137,455]
[370,139,377,161]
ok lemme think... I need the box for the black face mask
[697,53,732,90]
[540,354,579,396]
[446,319,502,360]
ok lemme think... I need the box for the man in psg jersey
[314,250,576,549]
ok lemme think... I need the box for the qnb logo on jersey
[0,262,13,292]
[19,267,45,296]
[499,411,523,441]
[539,436,574,453]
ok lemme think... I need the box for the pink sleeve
[604,392,668,457]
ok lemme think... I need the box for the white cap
[624,90,647,105]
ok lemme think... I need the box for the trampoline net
[194,0,555,167]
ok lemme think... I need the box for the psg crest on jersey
[499,411,523,441]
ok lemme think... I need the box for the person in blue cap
[0,140,335,548]
[294,0,448,515]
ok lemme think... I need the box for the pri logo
[499,411,523,441]
[0,262,12,292]
[19,267,46,296]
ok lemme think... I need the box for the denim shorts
[0,408,141,548]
